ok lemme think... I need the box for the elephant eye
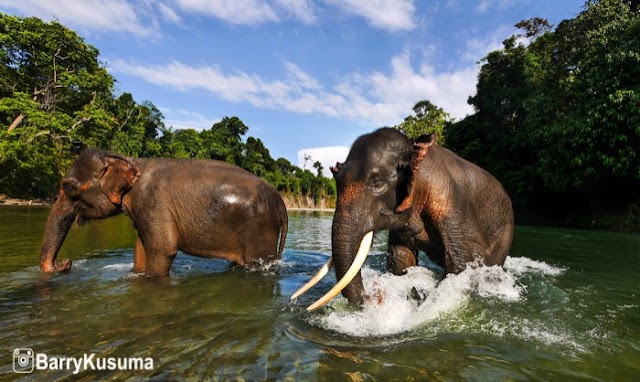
[370,177,386,193]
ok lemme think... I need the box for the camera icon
[13,348,34,373]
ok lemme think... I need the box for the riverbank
[287,207,334,212]
[0,195,334,211]
[0,196,53,206]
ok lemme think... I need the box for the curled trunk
[39,195,76,272]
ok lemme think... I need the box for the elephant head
[39,149,140,272]
[292,128,434,309]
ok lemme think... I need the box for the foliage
[394,100,451,144]
[447,35,537,200]
[446,0,640,214]
[0,13,335,206]
[0,13,113,196]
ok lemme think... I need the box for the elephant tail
[277,204,288,257]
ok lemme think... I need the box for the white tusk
[291,258,333,300]
[306,231,374,311]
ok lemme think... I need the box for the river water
[0,206,638,381]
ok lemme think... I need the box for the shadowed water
[0,206,638,381]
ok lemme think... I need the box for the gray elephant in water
[39,149,288,276]
[293,128,513,309]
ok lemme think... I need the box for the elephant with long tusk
[293,128,514,310]
[292,231,373,310]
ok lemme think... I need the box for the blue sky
[1,0,585,172]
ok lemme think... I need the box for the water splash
[504,256,566,276]
[311,256,566,339]
[102,263,132,270]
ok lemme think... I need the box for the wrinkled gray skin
[40,149,288,276]
[331,128,514,305]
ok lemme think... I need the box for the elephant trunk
[331,219,368,305]
[39,194,76,272]
[290,200,375,310]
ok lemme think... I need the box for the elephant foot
[41,258,72,272]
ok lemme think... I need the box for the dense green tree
[531,0,640,195]
[0,12,336,206]
[445,0,640,221]
[395,100,451,144]
[203,116,248,165]
[0,14,114,127]
[243,137,275,177]
[514,17,553,39]
[270,157,297,193]
[137,101,165,157]
[0,14,114,197]
[172,129,204,159]
[447,35,537,200]
[313,161,324,178]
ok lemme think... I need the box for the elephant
[39,148,288,276]
[292,128,513,310]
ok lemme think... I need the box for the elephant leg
[243,220,281,267]
[141,224,179,277]
[387,245,418,275]
[386,231,418,275]
[442,231,487,274]
[145,248,177,277]
[133,236,146,274]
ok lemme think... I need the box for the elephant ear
[99,156,140,205]
[330,162,344,177]
[395,133,435,213]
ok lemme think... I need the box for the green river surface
[0,206,638,381]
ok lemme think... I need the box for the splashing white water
[313,256,566,338]
[102,263,132,270]
[485,317,586,351]
[504,256,566,276]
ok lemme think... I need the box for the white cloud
[173,0,413,29]
[475,0,519,14]
[324,0,416,31]
[1,0,416,36]
[284,62,322,91]
[160,108,215,131]
[157,2,182,24]
[462,25,514,63]
[110,59,263,100]
[348,53,477,120]
[110,50,477,126]
[173,0,283,25]
[0,0,156,36]
[275,0,316,23]
[461,25,530,64]
[297,146,350,176]
[0,0,315,33]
